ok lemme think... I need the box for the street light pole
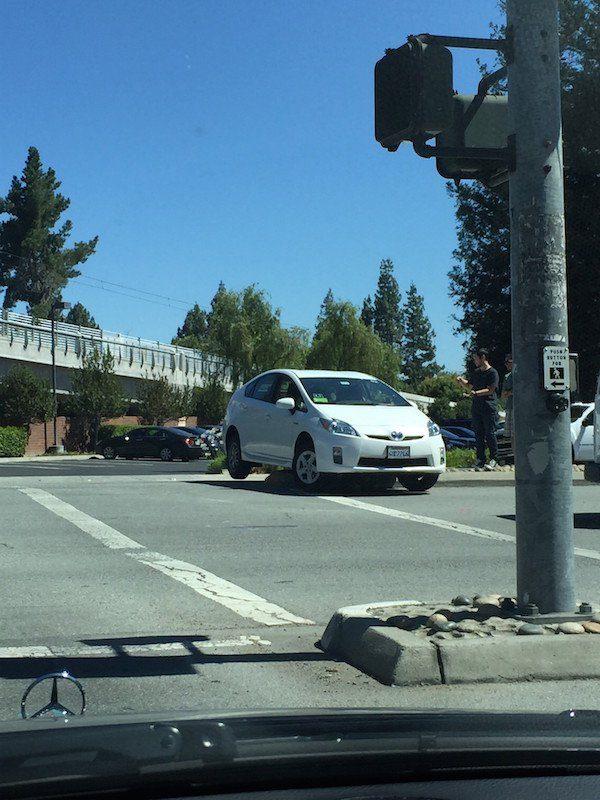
[49,300,71,455]
[507,0,575,613]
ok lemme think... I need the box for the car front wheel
[103,446,116,460]
[398,473,439,493]
[293,445,324,491]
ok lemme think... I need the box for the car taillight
[184,437,195,446]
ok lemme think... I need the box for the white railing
[0,310,232,384]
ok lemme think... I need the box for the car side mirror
[276,397,296,412]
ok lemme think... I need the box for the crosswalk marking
[320,495,600,563]
[20,488,315,627]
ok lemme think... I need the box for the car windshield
[300,377,410,406]
[0,0,597,778]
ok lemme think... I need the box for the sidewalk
[0,454,100,464]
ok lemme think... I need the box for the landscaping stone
[427,613,448,628]
[456,620,481,633]
[583,621,600,634]
[557,622,586,634]
[452,595,471,607]
[517,623,545,636]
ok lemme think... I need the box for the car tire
[160,447,173,462]
[125,455,133,460]
[292,443,324,492]
[398,473,439,493]
[103,446,116,460]
[226,432,251,479]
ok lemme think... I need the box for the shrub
[97,423,137,442]
[446,448,477,468]
[207,452,226,473]
[0,366,53,425]
[0,426,28,457]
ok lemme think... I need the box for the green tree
[172,303,208,349]
[64,302,99,329]
[0,147,98,316]
[205,284,308,385]
[373,258,403,350]
[0,365,53,425]
[416,372,465,424]
[401,283,440,387]
[306,299,401,386]
[360,295,374,329]
[315,288,335,335]
[69,349,125,447]
[137,375,193,425]
[193,377,231,424]
[448,0,600,397]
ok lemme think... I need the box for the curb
[0,455,100,464]
[321,602,600,686]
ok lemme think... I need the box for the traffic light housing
[436,93,509,186]
[374,37,454,152]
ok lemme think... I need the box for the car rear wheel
[398,473,439,493]
[160,447,173,462]
[226,433,251,479]
[293,445,324,491]
[102,446,116,460]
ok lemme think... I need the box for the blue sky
[1,0,502,369]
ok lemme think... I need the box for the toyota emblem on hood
[390,431,404,440]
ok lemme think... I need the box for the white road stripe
[20,488,314,627]
[0,636,271,659]
[320,495,600,563]
[20,488,142,550]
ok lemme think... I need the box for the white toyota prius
[224,369,446,491]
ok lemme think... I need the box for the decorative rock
[456,620,480,633]
[433,632,453,640]
[426,613,448,628]
[517,623,545,636]
[582,621,600,634]
[433,620,456,633]
[473,595,501,608]
[452,595,471,607]
[452,630,465,638]
[558,622,586,634]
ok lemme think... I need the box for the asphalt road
[2,463,600,722]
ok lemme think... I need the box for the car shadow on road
[498,513,600,530]
[0,634,333,680]
[192,473,429,498]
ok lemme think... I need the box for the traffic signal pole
[507,0,576,613]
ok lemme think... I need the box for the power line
[72,279,190,311]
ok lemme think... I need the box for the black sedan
[96,426,204,461]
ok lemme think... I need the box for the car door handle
[265,413,271,421]
[241,403,247,411]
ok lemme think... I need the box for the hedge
[97,423,137,442]
[207,452,227,474]
[0,426,28,458]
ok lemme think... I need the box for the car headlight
[319,418,359,436]
[428,420,441,437]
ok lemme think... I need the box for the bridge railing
[0,310,232,384]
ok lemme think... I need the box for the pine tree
[64,302,99,329]
[373,259,402,350]
[172,303,208,348]
[401,283,440,387]
[315,288,334,335]
[0,147,98,316]
[360,295,374,329]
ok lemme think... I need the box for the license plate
[387,446,410,459]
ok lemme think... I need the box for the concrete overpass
[0,310,232,398]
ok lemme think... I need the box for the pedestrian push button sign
[542,345,570,391]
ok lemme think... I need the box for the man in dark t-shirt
[456,348,500,470]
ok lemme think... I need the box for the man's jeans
[472,404,498,464]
